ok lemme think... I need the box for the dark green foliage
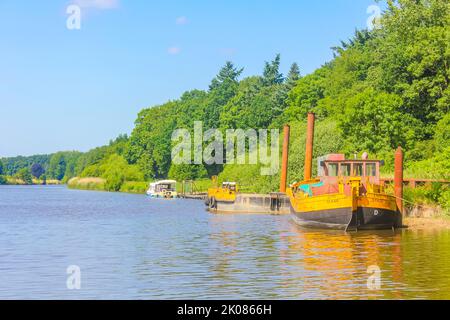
[339,88,420,153]
[0,154,51,176]
[30,163,45,179]
[434,114,450,152]
[262,54,284,86]
[205,62,243,129]
[285,62,301,90]
[47,153,67,180]
[220,76,283,129]
[168,164,208,181]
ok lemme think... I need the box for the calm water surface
[1,185,450,299]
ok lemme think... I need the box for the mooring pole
[280,125,290,193]
[394,146,404,226]
[304,113,315,181]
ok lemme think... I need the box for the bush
[439,190,450,213]
[435,114,450,152]
[0,175,7,185]
[168,164,208,181]
[15,168,33,184]
[119,181,148,194]
[403,184,450,212]
[103,169,125,192]
[406,147,450,180]
[80,154,145,191]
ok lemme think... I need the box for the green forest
[1,0,449,209]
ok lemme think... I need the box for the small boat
[206,182,238,209]
[146,180,178,199]
[286,113,401,231]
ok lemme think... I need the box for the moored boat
[285,113,402,231]
[146,180,178,198]
[206,181,290,215]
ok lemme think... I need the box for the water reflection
[206,212,450,299]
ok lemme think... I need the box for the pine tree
[262,54,284,86]
[286,62,301,89]
[209,61,243,91]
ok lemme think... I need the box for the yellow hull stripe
[287,188,397,213]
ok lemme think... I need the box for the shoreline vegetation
[67,177,148,194]
[2,176,62,185]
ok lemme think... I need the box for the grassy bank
[67,177,148,194]
[2,176,62,185]
[119,181,149,194]
[67,177,106,191]
[404,215,450,231]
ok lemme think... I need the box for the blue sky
[0,0,382,157]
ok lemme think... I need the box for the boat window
[340,163,351,176]
[328,163,338,177]
[366,163,376,177]
[353,164,363,176]
[159,183,175,191]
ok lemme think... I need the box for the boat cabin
[318,154,383,184]
[147,180,177,198]
[294,154,386,197]
[222,182,237,192]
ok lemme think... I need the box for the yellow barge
[285,113,403,231]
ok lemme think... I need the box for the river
[1,185,450,299]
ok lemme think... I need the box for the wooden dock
[179,193,207,200]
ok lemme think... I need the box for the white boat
[146,180,178,198]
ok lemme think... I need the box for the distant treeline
[1,0,449,208]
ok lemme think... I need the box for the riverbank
[67,177,148,194]
[404,216,450,230]
[3,176,61,185]
[404,204,450,230]
[67,177,213,195]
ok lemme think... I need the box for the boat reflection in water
[279,225,406,299]
[207,213,450,299]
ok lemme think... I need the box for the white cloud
[176,16,188,25]
[168,46,181,55]
[73,0,119,10]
